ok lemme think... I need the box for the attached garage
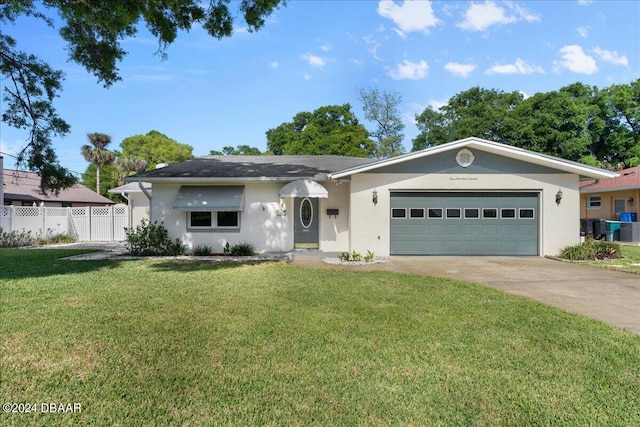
[331,138,618,257]
[390,192,539,255]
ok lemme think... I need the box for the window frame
[500,208,517,219]
[391,208,407,219]
[446,208,461,219]
[519,208,535,220]
[464,208,480,219]
[587,195,602,210]
[482,208,498,219]
[409,208,425,219]
[427,208,443,219]
[188,211,240,230]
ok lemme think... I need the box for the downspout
[138,180,152,222]
[138,181,151,200]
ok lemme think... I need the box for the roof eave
[124,175,330,184]
[581,185,640,194]
[329,137,618,180]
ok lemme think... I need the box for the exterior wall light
[628,197,634,205]
[555,189,563,205]
[372,189,378,206]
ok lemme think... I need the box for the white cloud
[577,26,589,38]
[508,3,540,23]
[486,58,544,75]
[363,34,383,61]
[444,62,476,78]
[593,47,629,67]
[352,58,364,66]
[388,59,429,80]
[268,61,279,69]
[578,0,594,5]
[377,0,440,36]
[302,73,312,81]
[428,99,448,110]
[301,53,327,69]
[553,45,598,74]
[458,1,539,32]
[319,43,332,52]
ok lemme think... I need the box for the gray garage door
[390,192,539,255]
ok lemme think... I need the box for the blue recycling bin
[619,212,637,222]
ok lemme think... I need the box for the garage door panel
[391,192,539,255]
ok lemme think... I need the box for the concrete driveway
[291,256,640,335]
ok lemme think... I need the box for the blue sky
[1,0,639,176]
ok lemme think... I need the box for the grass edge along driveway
[1,249,639,426]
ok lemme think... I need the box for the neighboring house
[108,182,151,227]
[125,137,616,256]
[580,166,640,221]
[2,167,113,207]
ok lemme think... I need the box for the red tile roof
[580,166,640,193]
[2,168,114,204]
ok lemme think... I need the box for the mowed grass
[579,244,640,273]
[1,249,639,426]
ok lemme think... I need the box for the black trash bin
[592,219,607,238]
[580,218,595,236]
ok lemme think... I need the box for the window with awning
[173,186,245,212]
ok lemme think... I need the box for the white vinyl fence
[0,206,130,241]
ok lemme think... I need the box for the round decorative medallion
[455,149,474,168]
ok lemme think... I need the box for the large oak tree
[266,104,375,157]
[1,0,285,192]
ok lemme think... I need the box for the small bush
[223,242,231,255]
[125,219,184,256]
[560,237,621,261]
[338,249,376,262]
[364,250,375,262]
[228,242,255,257]
[0,229,36,247]
[54,233,76,244]
[193,244,213,256]
[339,252,351,262]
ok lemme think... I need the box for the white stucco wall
[150,181,352,254]
[129,192,150,227]
[318,180,351,252]
[151,182,290,253]
[348,173,580,257]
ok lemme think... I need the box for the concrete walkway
[290,256,640,335]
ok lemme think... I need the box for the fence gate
[2,206,129,242]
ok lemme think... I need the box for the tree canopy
[266,104,375,157]
[1,0,286,191]
[120,130,193,169]
[413,80,640,168]
[81,132,116,194]
[210,145,263,155]
[358,88,405,158]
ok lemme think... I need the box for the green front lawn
[579,244,640,273]
[1,249,639,426]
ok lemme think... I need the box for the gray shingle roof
[125,155,377,181]
[2,169,114,205]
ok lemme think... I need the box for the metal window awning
[278,179,328,198]
[173,186,245,211]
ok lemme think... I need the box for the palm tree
[81,132,115,194]
[115,155,148,185]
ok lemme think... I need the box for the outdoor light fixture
[628,197,634,205]
[372,189,378,205]
[555,189,563,205]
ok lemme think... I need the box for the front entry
[294,197,319,249]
